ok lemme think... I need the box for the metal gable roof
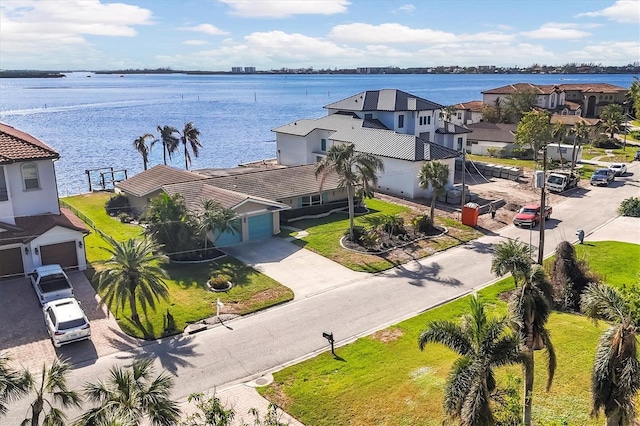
[324,89,443,112]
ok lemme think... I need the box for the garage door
[248,213,273,240]
[214,219,242,247]
[0,247,24,280]
[40,241,78,271]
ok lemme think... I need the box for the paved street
[3,162,639,424]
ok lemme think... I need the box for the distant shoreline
[0,71,66,78]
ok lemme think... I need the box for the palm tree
[315,143,384,242]
[144,193,195,258]
[1,352,29,417]
[179,122,202,170]
[132,133,155,171]
[551,122,568,168]
[156,125,179,166]
[418,161,450,223]
[181,392,235,426]
[197,199,240,250]
[491,238,532,288]
[77,358,180,426]
[508,265,556,426]
[570,121,590,173]
[95,238,170,323]
[22,358,81,426]
[581,283,640,426]
[418,293,525,426]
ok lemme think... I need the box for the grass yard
[62,193,293,339]
[290,198,482,272]
[260,241,640,425]
[574,241,640,288]
[467,154,535,170]
[581,144,636,162]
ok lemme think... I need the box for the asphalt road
[4,162,639,423]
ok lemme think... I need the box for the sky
[0,0,639,71]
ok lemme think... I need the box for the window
[321,138,327,151]
[457,112,462,119]
[21,163,39,190]
[364,113,373,120]
[0,166,7,201]
[398,114,404,128]
[427,116,431,125]
[301,194,322,207]
[457,137,463,150]
[466,140,472,147]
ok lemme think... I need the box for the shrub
[411,215,433,233]
[359,231,380,249]
[381,214,406,236]
[105,193,131,216]
[592,134,618,149]
[117,212,132,223]
[629,130,640,140]
[345,226,366,243]
[618,197,640,217]
[548,241,599,311]
[209,274,232,289]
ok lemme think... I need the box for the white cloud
[577,0,640,24]
[183,40,209,46]
[393,4,416,13]
[520,23,591,40]
[177,23,229,36]
[217,0,350,18]
[567,41,640,63]
[329,23,456,44]
[0,0,153,59]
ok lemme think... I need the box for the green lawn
[62,193,293,339]
[290,198,482,272]
[260,241,640,425]
[574,241,640,288]
[581,144,636,162]
[467,154,536,169]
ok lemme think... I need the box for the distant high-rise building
[244,67,256,73]
[231,67,243,73]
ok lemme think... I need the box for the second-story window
[457,112,462,119]
[364,113,373,120]
[0,166,8,201]
[21,162,40,190]
[321,138,327,151]
[398,114,404,128]
[427,116,431,125]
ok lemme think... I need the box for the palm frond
[418,321,471,355]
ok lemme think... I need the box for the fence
[59,200,114,243]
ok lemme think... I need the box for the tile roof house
[115,164,346,246]
[0,123,89,279]
[481,82,627,118]
[273,89,464,199]
[451,100,484,126]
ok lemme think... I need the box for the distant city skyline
[1,0,639,71]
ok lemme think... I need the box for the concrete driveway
[223,237,368,300]
[0,271,139,371]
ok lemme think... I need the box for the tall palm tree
[77,358,180,426]
[155,125,179,166]
[22,358,81,426]
[1,352,29,417]
[570,121,590,173]
[197,199,240,250]
[508,265,556,426]
[179,122,202,170]
[491,238,532,288]
[418,161,450,223]
[315,143,384,242]
[581,283,640,426]
[95,238,170,323]
[132,133,155,171]
[418,293,525,426]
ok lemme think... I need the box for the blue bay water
[0,73,634,196]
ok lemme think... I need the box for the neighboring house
[116,164,346,246]
[464,122,518,156]
[451,100,484,126]
[273,89,464,199]
[0,123,89,279]
[481,82,627,118]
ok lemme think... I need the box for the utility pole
[537,147,547,265]
[460,148,466,221]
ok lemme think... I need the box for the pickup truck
[30,264,74,306]
[547,171,579,193]
[513,204,552,228]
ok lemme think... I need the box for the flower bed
[341,225,447,254]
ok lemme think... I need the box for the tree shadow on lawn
[164,258,256,289]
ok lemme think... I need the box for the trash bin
[576,229,585,244]
[462,202,480,227]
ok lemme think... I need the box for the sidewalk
[586,215,640,244]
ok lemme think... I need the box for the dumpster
[462,202,480,227]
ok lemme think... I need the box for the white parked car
[43,298,91,347]
[608,163,627,177]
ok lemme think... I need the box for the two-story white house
[274,89,466,199]
[0,123,89,280]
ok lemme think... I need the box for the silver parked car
[43,298,91,347]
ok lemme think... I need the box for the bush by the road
[619,196,640,217]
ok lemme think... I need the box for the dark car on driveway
[590,168,615,186]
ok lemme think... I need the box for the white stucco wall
[276,133,312,166]
[375,157,455,199]
[5,160,60,219]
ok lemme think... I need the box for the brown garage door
[0,247,25,280]
[40,241,78,271]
